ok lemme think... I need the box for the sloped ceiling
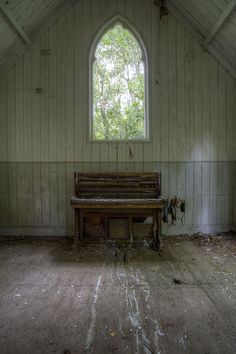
[168,0,236,78]
[0,0,67,74]
[0,0,236,78]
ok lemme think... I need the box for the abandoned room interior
[0,0,236,353]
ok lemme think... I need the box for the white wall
[0,0,235,235]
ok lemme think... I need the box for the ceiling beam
[0,1,31,46]
[203,0,236,48]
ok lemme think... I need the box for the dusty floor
[0,235,236,354]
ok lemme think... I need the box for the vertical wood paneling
[185,163,194,225]
[74,0,84,162]
[49,163,58,225]
[0,163,9,225]
[49,23,58,161]
[57,15,66,162]
[168,16,177,161]
[7,68,16,161]
[218,65,227,161]
[40,31,50,162]
[32,40,41,162]
[16,58,24,161]
[65,5,75,163]
[32,163,42,225]
[193,162,202,225]
[151,2,160,160]
[58,163,66,225]
[193,42,202,161]
[201,52,210,161]
[66,162,74,226]
[159,18,169,161]
[23,51,33,161]
[82,0,92,163]
[41,163,50,225]
[176,23,185,161]
[0,0,235,234]
[24,163,34,225]
[8,163,18,225]
[1,3,234,165]
[226,74,235,161]
[202,162,210,225]
[0,77,7,162]
[185,35,194,161]
[17,163,26,226]
[210,57,218,161]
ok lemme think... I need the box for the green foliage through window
[92,24,146,140]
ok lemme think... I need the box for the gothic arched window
[90,20,148,140]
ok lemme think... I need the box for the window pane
[93,24,145,140]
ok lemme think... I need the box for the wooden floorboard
[0,235,236,353]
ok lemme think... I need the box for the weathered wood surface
[72,172,164,247]
[74,172,161,199]
[71,198,164,209]
[1,236,236,353]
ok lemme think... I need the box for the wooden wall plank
[8,164,18,225]
[32,163,42,225]
[226,74,235,161]
[0,77,7,162]
[66,162,75,226]
[57,15,66,162]
[209,57,218,161]
[41,163,50,225]
[185,33,194,161]
[193,162,202,225]
[0,163,9,225]
[15,58,24,161]
[168,16,177,162]
[185,163,194,225]
[176,23,185,161]
[201,52,211,161]
[193,42,202,161]
[58,163,67,226]
[218,65,227,161]
[177,163,186,201]
[24,163,34,225]
[65,5,75,163]
[48,23,58,162]
[49,163,58,225]
[151,1,160,160]
[82,0,92,163]
[202,162,210,225]
[7,68,16,162]
[169,162,178,200]
[23,51,33,161]
[17,163,26,225]
[32,40,41,162]
[159,18,169,162]
[74,0,84,162]
[40,31,50,162]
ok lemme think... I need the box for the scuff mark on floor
[84,272,103,351]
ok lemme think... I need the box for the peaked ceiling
[0,0,236,78]
[168,0,236,78]
[0,0,66,74]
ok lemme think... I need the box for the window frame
[88,16,149,142]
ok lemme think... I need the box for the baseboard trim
[0,224,235,237]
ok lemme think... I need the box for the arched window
[90,19,148,140]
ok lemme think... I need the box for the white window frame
[89,15,149,142]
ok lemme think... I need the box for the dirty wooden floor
[0,235,236,354]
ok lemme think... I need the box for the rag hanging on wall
[162,196,185,225]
